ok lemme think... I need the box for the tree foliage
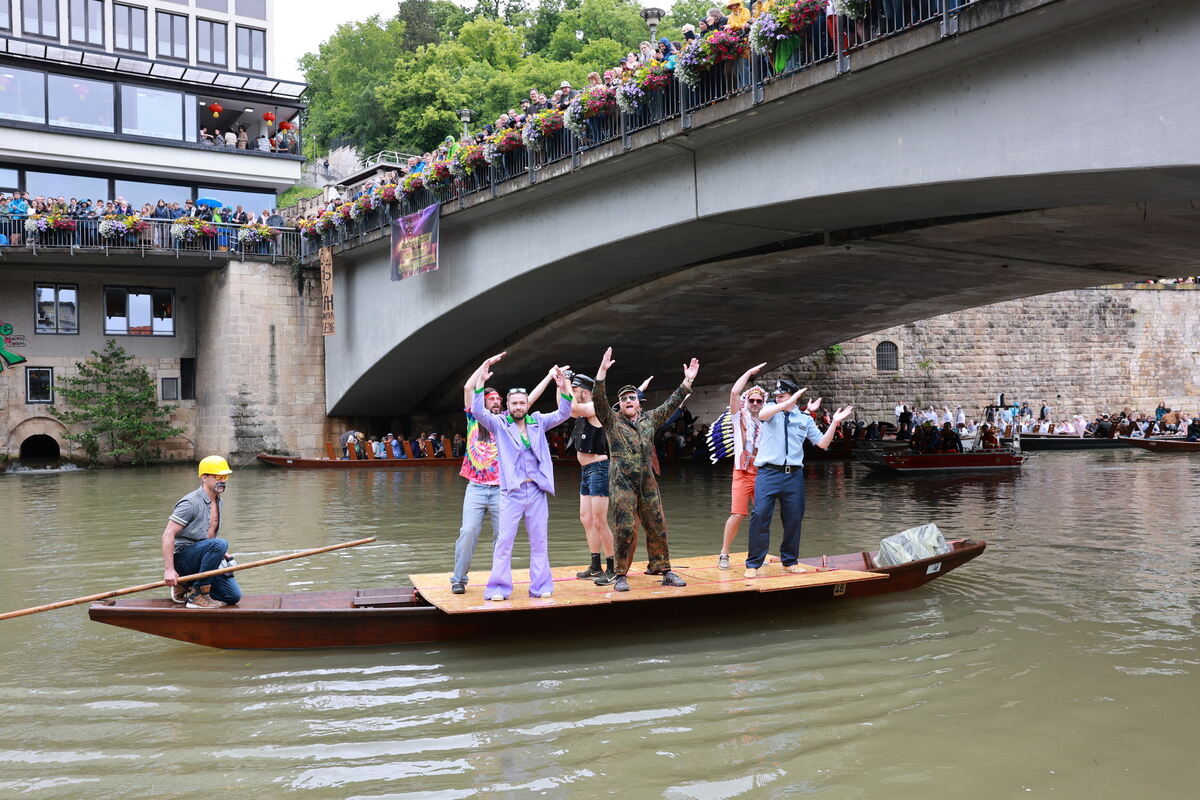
[301,0,658,155]
[50,340,184,466]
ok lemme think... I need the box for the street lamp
[640,5,666,41]
[456,108,473,139]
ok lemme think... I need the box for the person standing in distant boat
[162,456,242,609]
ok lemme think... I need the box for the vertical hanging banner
[390,203,440,282]
[319,247,335,336]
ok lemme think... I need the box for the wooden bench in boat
[409,553,886,614]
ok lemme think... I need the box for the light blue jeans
[451,482,500,585]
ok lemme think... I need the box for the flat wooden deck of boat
[409,553,887,614]
[88,541,986,649]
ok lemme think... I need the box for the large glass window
[120,84,182,140]
[22,0,57,38]
[105,287,174,336]
[184,93,197,142]
[0,167,17,189]
[235,0,265,19]
[69,0,102,45]
[47,75,114,132]
[156,10,187,61]
[35,284,78,334]
[1,2,11,31]
[114,179,190,210]
[25,171,106,201]
[197,19,227,67]
[26,367,54,404]
[198,186,275,215]
[113,3,146,53]
[236,25,265,73]
[196,0,227,12]
[0,67,46,124]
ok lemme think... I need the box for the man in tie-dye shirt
[449,381,503,595]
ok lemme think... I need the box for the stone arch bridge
[319,0,1200,417]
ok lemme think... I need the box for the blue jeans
[746,467,807,568]
[174,538,242,604]
[452,482,500,585]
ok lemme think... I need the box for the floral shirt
[459,410,499,486]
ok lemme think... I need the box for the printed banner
[0,322,27,372]
[319,247,335,336]
[390,203,440,282]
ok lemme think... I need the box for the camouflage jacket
[594,378,689,471]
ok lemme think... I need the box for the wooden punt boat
[803,438,908,461]
[854,448,1026,473]
[87,541,985,649]
[1004,434,1131,451]
[1122,436,1200,453]
[256,453,463,469]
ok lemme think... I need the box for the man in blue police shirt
[744,378,853,577]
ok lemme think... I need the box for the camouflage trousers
[611,465,672,576]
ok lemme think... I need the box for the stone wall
[194,260,347,459]
[741,285,1200,424]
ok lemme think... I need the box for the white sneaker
[717,554,730,570]
[487,593,508,602]
[743,568,758,578]
[532,591,553,599]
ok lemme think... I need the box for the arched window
[876,341,899,372]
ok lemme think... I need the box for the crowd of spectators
[198,125,299,155]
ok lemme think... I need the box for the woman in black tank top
[569,374,616,580]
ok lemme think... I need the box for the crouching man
[163,456,242,609]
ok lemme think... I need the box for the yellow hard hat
[198,455,233,477]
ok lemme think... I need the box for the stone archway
[19,434,61,461]
[5,417,70,460]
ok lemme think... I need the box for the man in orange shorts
[717,363,767,569]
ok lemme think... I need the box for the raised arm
[729,362,766,413]
[649,358,699,429]
[527,364,568,407]
[467,352,507,432]
[814,406,855,450]
[538,366,575,429]
[759,386,807,422]
[592,347,617,426]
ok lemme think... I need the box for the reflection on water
[0,451,1196,798]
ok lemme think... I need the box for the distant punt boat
[87,541,986,649]
[256,453,462,469]
[855,448,1027,473]
[1006,434,1131,451]
[1122,437,1200,453]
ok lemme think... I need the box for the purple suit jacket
[470,389,572,494]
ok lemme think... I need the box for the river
[0,450,1196,799]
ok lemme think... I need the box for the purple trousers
[486,481,553,598]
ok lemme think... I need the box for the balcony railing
[298,0,984,263]
[0,217,300,263]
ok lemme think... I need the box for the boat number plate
[833,583,846,596]
[926,563,942,574]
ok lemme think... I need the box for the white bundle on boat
[875,523,952,567]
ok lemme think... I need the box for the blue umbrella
[196,197,223,208]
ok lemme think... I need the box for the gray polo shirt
[169,486,222,553]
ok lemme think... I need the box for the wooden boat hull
[88,540,986,649]
[256,453,462,469]
[1005,435,1130,451]
[1122,437,1200,453]
[855,449,1026,473]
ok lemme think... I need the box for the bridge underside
[412,202,1198,411]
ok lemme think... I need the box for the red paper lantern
[262,111,275,127]
[278,120,293,131]
[207,102,223,118]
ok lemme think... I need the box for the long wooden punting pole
[0,537,376,621]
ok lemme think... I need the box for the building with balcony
[1,0,338,466]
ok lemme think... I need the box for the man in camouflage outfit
[587,347,699,593]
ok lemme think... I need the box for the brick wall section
[751,286,1200,424]
[194,260,347,459]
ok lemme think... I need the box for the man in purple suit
[469,352,574,601]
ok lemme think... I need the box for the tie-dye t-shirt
[459,410,500,485]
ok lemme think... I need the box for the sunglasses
[619,394,639,403]
[747,399,764,405]
[507,388,527,396]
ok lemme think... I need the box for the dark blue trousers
[746,468,806,568]
[174,537,242,605]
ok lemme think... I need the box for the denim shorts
[579,459,610,497]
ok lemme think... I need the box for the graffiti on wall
[0,323,28,372]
